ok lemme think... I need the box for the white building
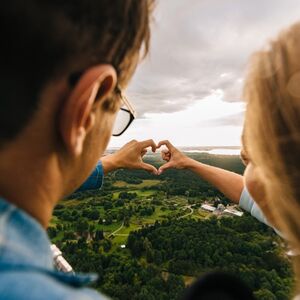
[216,204,225,212]
[223,208,244,217]
[201,204,216,212]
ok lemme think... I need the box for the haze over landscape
[50,1,300,299]
[108,0,300,148]
[3,1,300,299]
[52,3,300,298]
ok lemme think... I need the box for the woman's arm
[184,159,244,204]
[157,140,244,204]
[157,140,283,236]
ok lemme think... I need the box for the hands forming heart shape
[112,139,189,175]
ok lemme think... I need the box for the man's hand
[101,139,158,175]
[157,140,191,175]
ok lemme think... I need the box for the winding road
[178,205,194,219]
[108,204,194,239]
[108,222,124,237]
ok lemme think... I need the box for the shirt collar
[0,197,53,270]
[0,197,98,287]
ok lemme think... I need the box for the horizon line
[107,145,241,149]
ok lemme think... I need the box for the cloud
[203,111,245,127]
[126,0,300,117]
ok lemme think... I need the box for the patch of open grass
[96,221,122,233]
[113,179,161,189]
[112,189,157,200]
[131,189,157,197]
[60,199,83,207]
[117,224,141,234]
[112,235,128,246]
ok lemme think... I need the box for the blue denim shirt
[0,161,282,299]
[0,162,108,300]
[74,162,104,193]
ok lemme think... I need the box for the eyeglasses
[68,72,136,137]
[112,86,136,136]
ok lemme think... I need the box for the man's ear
[59,64,117,157]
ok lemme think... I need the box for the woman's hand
[101,139,158,175]
[157,140,191,174]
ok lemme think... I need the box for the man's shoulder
[0,269,107,300]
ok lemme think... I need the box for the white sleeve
[239,187,269,226]
[239,187,282,237]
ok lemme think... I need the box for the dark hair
[0,0,153,144]
[182,271,255,300]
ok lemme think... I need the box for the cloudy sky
[109,0,300,148]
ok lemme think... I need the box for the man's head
[0,1,153,209]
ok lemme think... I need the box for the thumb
[140,162,158,175]
[161,150,170,161]
[158,161,174,175]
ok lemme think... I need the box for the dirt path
[108,222,124,237]
[178,205,194,219]
[114,233,129,236]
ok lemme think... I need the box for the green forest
[49,152,294,300]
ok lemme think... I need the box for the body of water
[107,147,241,156]
[183,148,241,155]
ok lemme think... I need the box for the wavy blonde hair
[244,22,300,292]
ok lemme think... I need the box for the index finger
[157,140,175,151]
[139,139,157,152]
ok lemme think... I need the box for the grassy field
[194,209,210,219]
[113,179,161,188]
[167,196,188,206]
[112,235,128,246]
[108,205,184,246]
[97,221,122,233]
[117,224,141,234]
[112,189,157,200]
[50,179,214,254]
[60,198,84,207]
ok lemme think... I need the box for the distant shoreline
[107,146,240,150]
[106,146,241,156]
[182,149,241,155]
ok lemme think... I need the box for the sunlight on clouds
[108,0,300,148]
[142,90,244,123]
[109,91,245,147]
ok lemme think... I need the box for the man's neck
[0,143,63,228]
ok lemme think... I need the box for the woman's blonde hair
[244,22,300,292]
